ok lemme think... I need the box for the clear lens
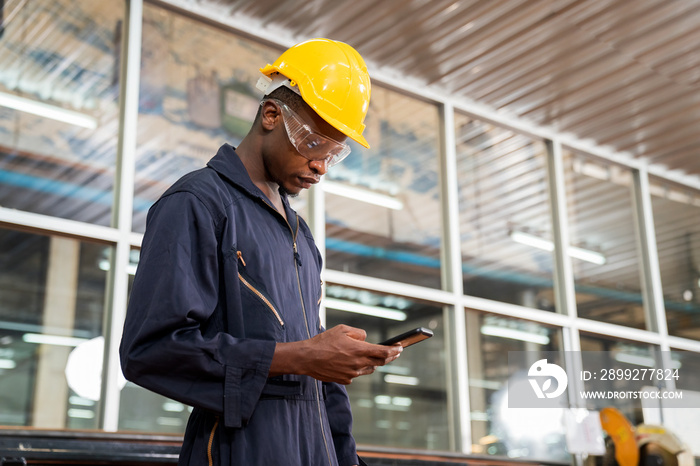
[269,99,350,167]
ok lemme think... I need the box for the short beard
[278,185,299,198]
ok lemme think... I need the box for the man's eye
[305,138,325,150]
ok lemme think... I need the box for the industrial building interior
[0,0,699,464]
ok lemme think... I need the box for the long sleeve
[119,191,276,428]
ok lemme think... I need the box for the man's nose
[309,158,328,176]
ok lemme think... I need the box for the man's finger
[365,342,402,359]
[358,366,376,376]
[344,326,367,341]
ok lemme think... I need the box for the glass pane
[325,89,442,289]
[579,332,657,426]
[650,178,700,340]
[132,5,305,232]
[0,227,108,427]
[563,151,645,329]
[118,247,190,433]
[670,350,700,392]
[0,0,123,226]
[662,351,700,455]
[118,382,191,433]
[455,113,555,311]
[465,311,567,460]
[324,285,448,450]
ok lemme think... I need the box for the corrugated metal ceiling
[178,0,700,186]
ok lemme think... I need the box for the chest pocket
[236,250,285,341]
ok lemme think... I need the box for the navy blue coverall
[120,144,361,465]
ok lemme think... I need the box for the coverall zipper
[262,198,334,466]
[237,251,285,327]
[239,274,285,327]
[207,417,219,466]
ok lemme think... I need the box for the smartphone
[379,327,433,348]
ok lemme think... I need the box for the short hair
[253,86,306,123]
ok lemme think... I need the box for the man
[120,38,402,466]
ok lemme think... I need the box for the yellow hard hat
[259,38,371,148]
[600,407,639,466]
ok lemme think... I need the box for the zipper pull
[237,250,246,267]
[293,242,302,266]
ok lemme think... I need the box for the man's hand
[270,324,402,384]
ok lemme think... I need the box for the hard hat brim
[260,64,371,149]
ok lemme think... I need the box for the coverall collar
[207,143,295,218]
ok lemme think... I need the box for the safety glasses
[266,99,351,167]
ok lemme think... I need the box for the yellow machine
[599,407,693,466]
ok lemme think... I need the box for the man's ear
[259,100,281,131]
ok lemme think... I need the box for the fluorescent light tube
[324,298,407,321]
[0,359,16,369]
[156,417,184,427]
[391,396,413,407]
[510,231,554,252]
[377,365,411,375]
[162,401,186,412]
[374,395,392,405]
[614,353,681,369]
[67,408,95,419]
[569,246,607,265]
[322,180,403,210]
[384,374,420,385]
[373,395,412,411]
[69,396,95,407]
[614,353,655,368]
[510,231,606,265]
[22,333,88,347]
[0,91,97,129]
[98,259,138,275]
[480,325,550,345]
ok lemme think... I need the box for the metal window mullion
[632,167,668,337]
[667,336,700,353]
[129,231,144,247]
[632,167,676,387]
[546,139,577,320]
[0,206,121,242]
[439,102,470,454]
[562,325,586,466]
[546,139,586,420]
[575,318,663,345]
[309,183,326,327]
[562,326,586,410]
[322,269,456,305]
[100,0,143,432]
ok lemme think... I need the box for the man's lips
[299,176,320,187]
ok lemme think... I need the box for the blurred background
[0,0,699,464]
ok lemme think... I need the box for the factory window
[324,88,443,289]
[563,151,646,329]
[454,112,555,311]
[0,0,123,226]
[130,5,306,232]
[579,332,659,427]
[650,178,700,340]
[324,286,449,451]
[465,311,567,461]
[0,227,109,428]
[119,377,191,433]
[646,350,700,454]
